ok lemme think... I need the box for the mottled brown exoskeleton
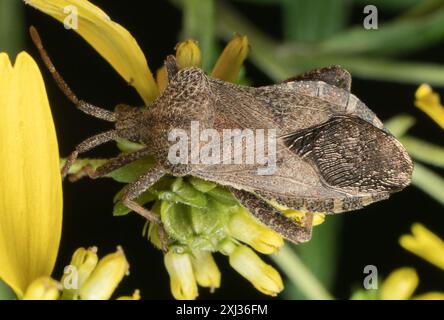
[31,27,413,250]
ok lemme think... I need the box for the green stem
[216,1,444,86]
[182,0,216,71]
[0,0,24,56]
[0,279,15,300]
[412,162,444,206]
[400,136,444,168]
[271,244,334,300]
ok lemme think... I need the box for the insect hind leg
[230,188,313,243]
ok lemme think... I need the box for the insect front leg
[62,130,118,179]
[121,164,168,251]
[230,188,313,243]
[68,147,151,182]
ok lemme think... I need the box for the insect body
[31,27,413,249]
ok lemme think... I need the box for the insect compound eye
[284,115,413,194]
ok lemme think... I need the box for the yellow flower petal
[25,0,159,103]
[164,250,198,300]
[267,199,326,227]
[79,246,129,300]
[413,292,444,300]
[414,84,444,130]
[176,40,202,69]
[284,210,326,227]
[61,247,98,299]
[0,52,62,298]
[228,207,283,254]
[211,35,249,83]
[156,65,168,94]
[228,245,283,296]
[399,223,444,271]
[380,268,418,300]
[190,251,221,290]
[22,277,60,300]
[117,289,141,300]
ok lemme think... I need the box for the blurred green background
[1,0,444,299]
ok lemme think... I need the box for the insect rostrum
[31,27,413,250]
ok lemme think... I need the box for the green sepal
[147,201,162,249]
[206,186,238,206]
[157,178,208,208]
[161,201,195,244]
[107,156,156,183]
[115,137,145,153]
[113,190,156,216]
[187,176,218,193]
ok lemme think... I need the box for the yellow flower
[175,40,202,69]
[190,251,221,291]
[60,247,98,299]
[0,51,134,301]
[156,66,169,94]
[226,243,283,296]
[117,290,141,300]
[164,250,198,300]
[414,84,444,130]
[268,199,326,227]
[284,210,325,226]
[376,224,444,300]
[0,52,62,298]
[414,292,444,300]
[378,267,444,300]
[157,39,202,93]
[58,246,134,300]
[24,0,158,104]
[228,207,283,254]
[22,277,61,300]
[79,247,130,300]
[379,268,418,300]
[212,34,249,83]
[399,223,444,271]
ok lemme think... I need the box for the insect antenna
[29,26,116,122]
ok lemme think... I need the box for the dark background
[22,0,444,299]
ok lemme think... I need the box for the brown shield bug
[30,27,413,250]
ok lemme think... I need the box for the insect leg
[283,65,352,91]
[68,148,151,182]
[229,188,313,243]
[121,165,168,251]
[30,26,116,122]
[62,130,118,179]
